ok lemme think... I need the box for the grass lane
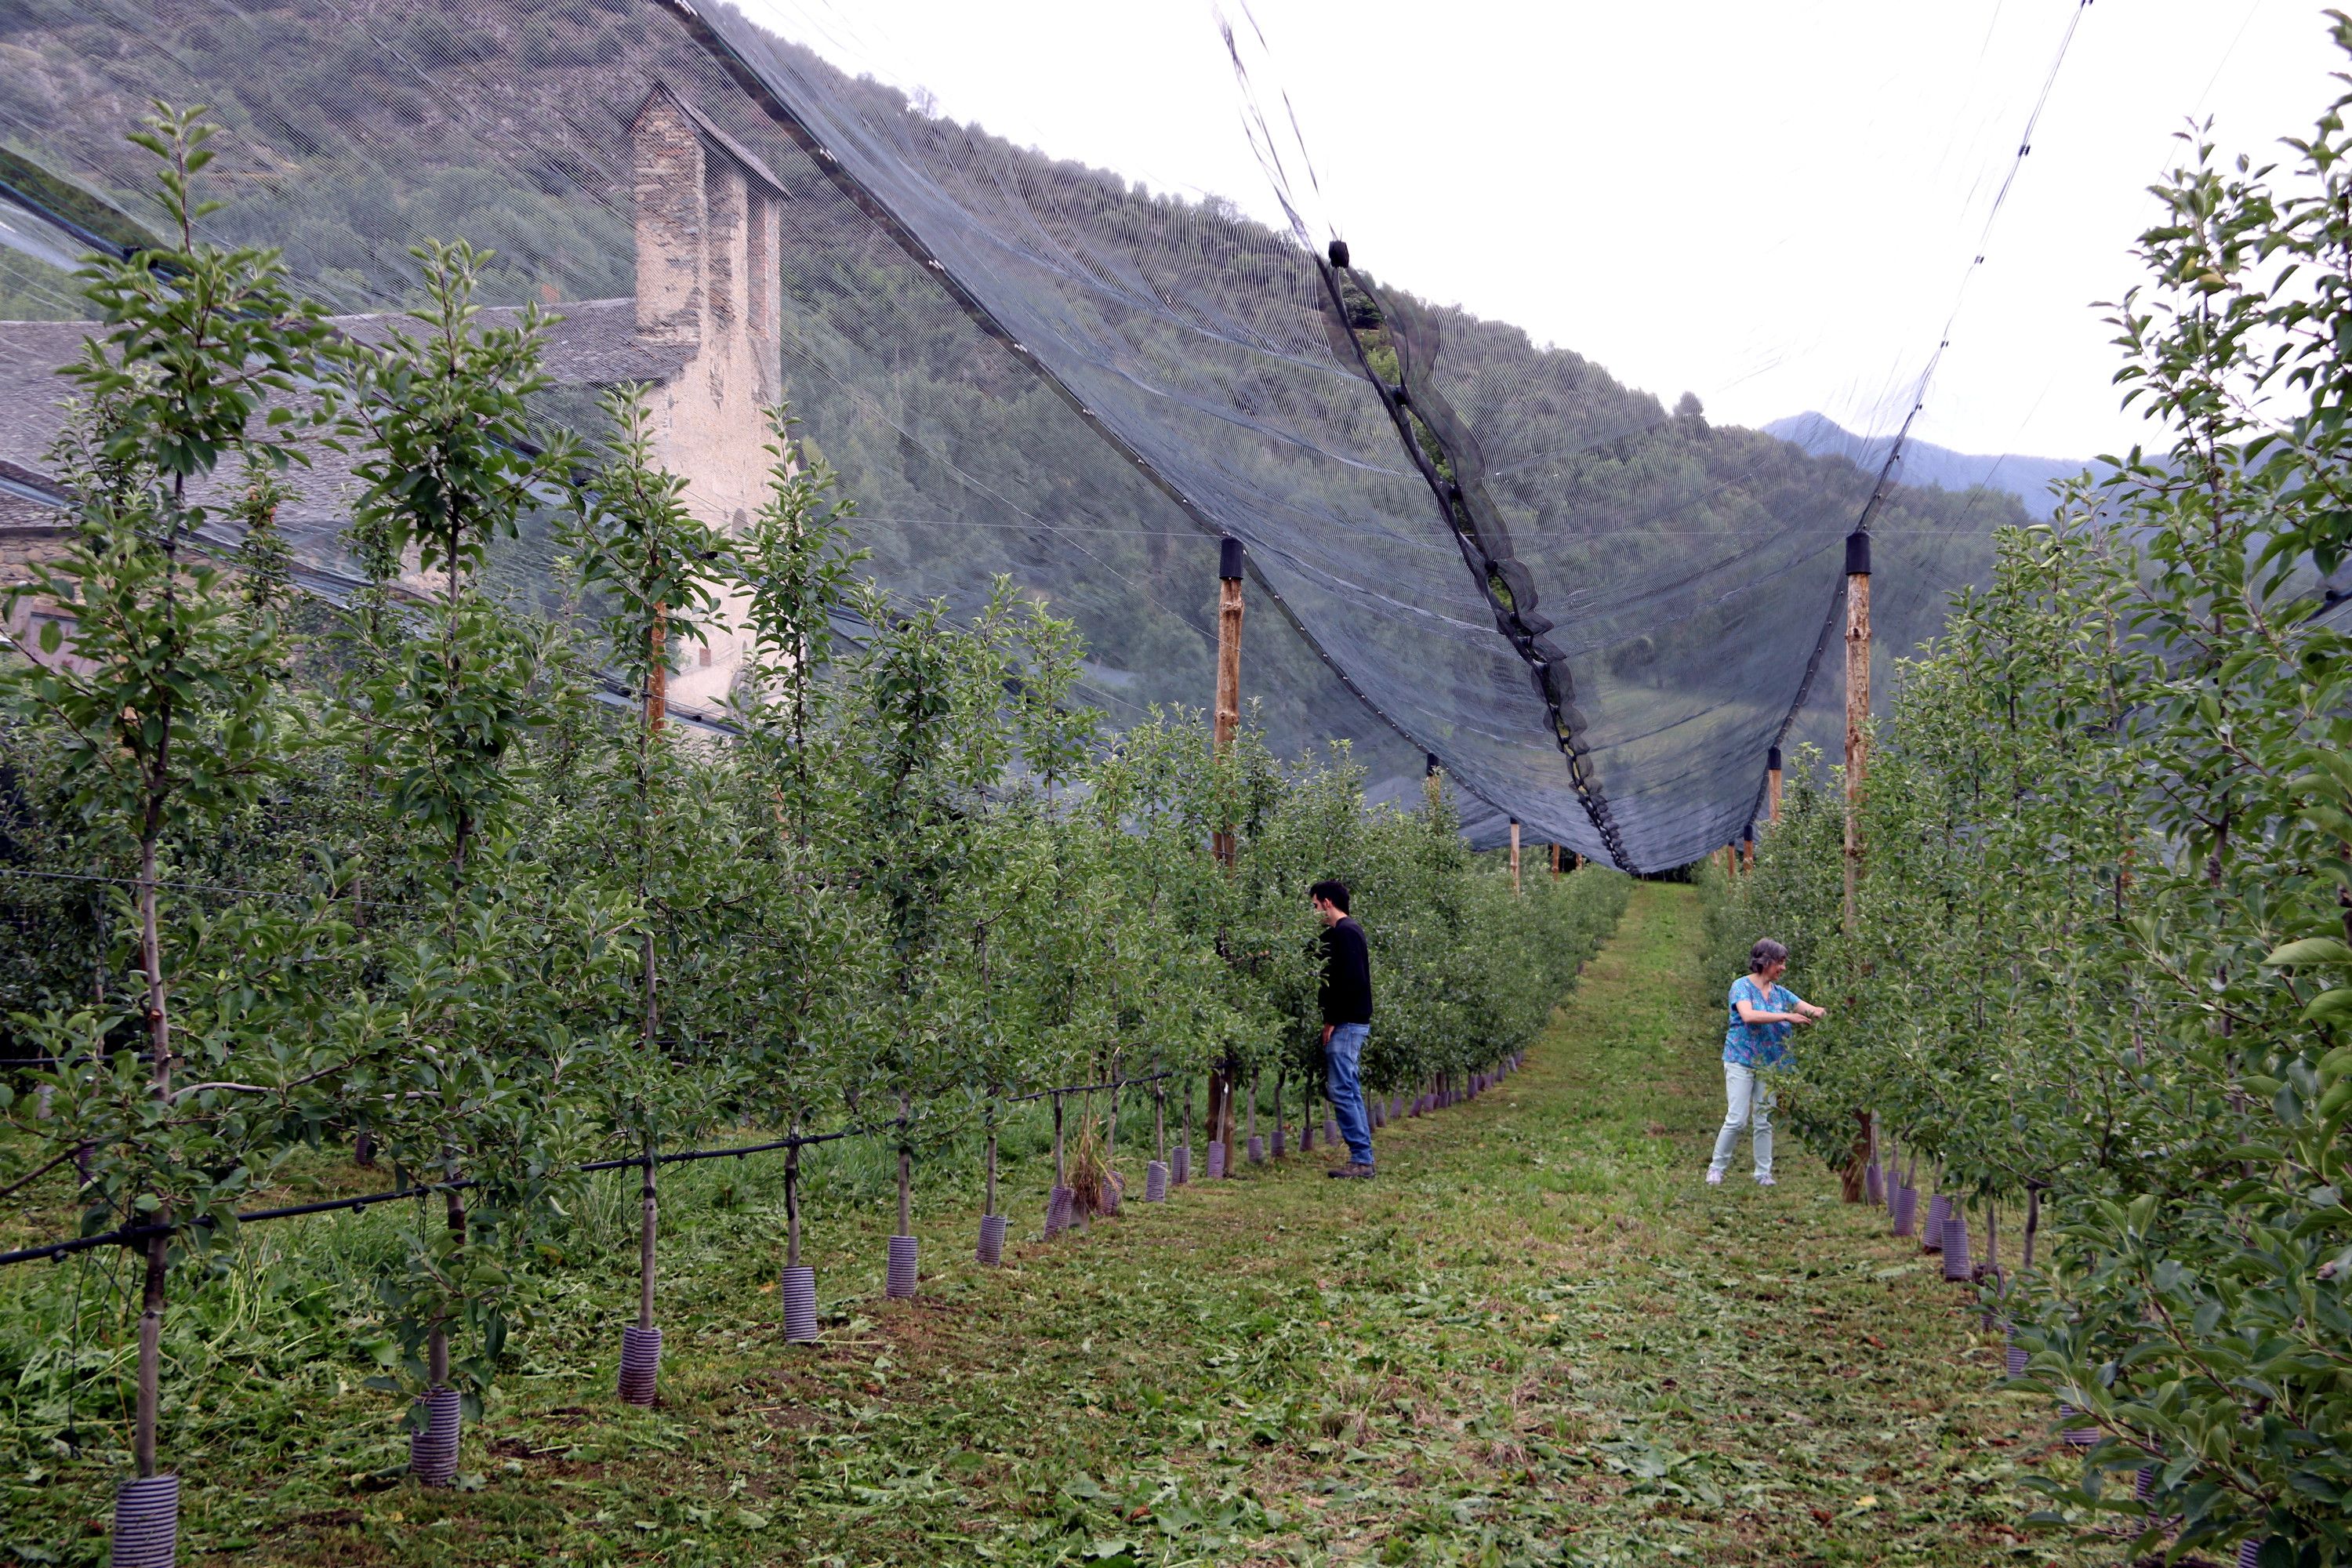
[38,881,2091,1566]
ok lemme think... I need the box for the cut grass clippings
[4,883,2105,1565]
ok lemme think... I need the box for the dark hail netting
[0,0,2035,867]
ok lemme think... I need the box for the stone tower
[626,82,787,712]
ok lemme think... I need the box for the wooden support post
[1509,819,1522,893]
[1207,537,1246,1162]
[1842,531,1870,931]
[1424,753,1443,816]
[1766,746,1783,829]
[1550,842,1562,876]
[1741,823,1755,874]
[1210,537,1246,868]
[1838,532,1873,1202]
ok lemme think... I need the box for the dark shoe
[1327,1163,1376,1179]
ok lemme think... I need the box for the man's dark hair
[1309,880,1351,913]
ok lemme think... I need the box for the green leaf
[2265,937,2352,967]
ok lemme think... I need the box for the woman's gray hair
[1749,938,1788,973]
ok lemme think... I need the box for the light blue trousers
[1708,1061,1774,1180]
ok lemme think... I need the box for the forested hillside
[0,0,2033,818]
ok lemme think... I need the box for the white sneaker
[1705,1169,1724,1185]
[1753,1174,1776,1186]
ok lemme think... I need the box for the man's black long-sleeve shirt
[1319,916,1372,1026]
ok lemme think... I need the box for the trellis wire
[0,1072,1176,1269]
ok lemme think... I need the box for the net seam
[1312,260,1631,870]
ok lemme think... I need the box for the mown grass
[5,883,2103,1565]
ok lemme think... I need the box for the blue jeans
[1325,1023,1374,1167]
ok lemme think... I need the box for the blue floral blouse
[1724,975,1805,1068]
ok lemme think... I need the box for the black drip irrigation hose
[0,1071,1177,1269]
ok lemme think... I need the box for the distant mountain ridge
[1765,412,2096,512]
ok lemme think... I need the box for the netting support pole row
[1840,530,1874,1204]
[1509,819,1522,895]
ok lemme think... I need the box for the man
[1310,880,1374,1178]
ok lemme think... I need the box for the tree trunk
[432,1157,466,1389]
[134,782,171,1479]
[638,1145,658,1330]
[133,1232,165,1477]
[1215,1067,1238,1171]
[784,1141,802,1269]
[1838,1108,1872,1203]
[895,1095,913,1237]
[1203,1069,1229,1164]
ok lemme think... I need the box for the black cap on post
[1768,746,1783,772]
[1328,238,1350,270]
[1425,753,1441,777]
[1744,822,1755,843]
[1218,535,1245,582]
[1844,529,1872,577]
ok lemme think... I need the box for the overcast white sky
[746,0,2341,466]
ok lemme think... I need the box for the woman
[1708,938,1824,1187]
